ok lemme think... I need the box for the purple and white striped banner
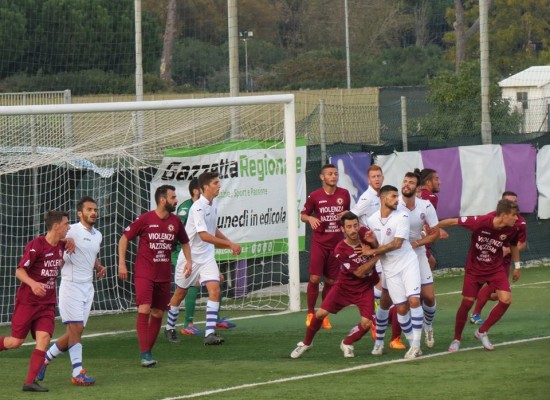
[330,152,372,209]
[333,144,539,219]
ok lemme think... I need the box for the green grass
[1,266,549,400]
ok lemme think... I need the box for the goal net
[0,94,303,325]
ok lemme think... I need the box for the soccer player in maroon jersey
[118,184,192,367]
[301,164,351,329]
[418,168,448,270]
[470,191,527,325]
[440,199,521,352]
[291,212,381,358]
[0,210,70,392]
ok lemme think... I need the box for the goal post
[0,94,303,324]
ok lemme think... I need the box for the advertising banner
[151,140,307,260]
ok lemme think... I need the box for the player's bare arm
[301,214,321,230]
[15,267,46,297]
[61,237,76,254]
[353,255,382,278]
[362,229,378,248]
[94,259,107,279]
[117,234,129,280]
[181,242,193,277]
[438,218,458,228]
[413,225,440,249]
[362,237,405,257]
[510,244,521,282]
[200,230,242,256]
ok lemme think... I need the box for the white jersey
[62,222,102,283]
[186,194,217,264]
[351,186,380,227]
[367,209,416,277]
[397,196,439,242]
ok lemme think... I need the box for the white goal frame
[0,94,301,313]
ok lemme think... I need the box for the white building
[498,66,550,134]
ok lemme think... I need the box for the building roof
[498,66,550,88]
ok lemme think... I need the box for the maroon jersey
[333,239,379,295]
[421,189,438,209]
[458,214,519,276]
[487,211,527,267]
[124,211,189,282]
[301,187,350,248]
[16,236,65,305]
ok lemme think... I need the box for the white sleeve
[425,203,439,228]
[351,195,368,218]
[191,208,208,233]
[395,213,411,240]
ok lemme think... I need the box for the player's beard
[165,203,176,213]
[83,215,97,226]
[402,188,416,198]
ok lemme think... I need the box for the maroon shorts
[462,269,511,298]
[321,285,375,320]
[308,241,340,280]
[135,277,171,310]
[10,303,55,339]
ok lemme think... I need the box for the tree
[356,45,449,86]
[490,0,550,75]
[257,51,346,90]
[450,0,493,71]
[0,5,29,78]
[410,61,522,140]
[445,0,550,75]
[160,0,177,83]
[171,38,225,87]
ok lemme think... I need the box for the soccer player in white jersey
[351,165,385,312]
[351,165,383,227]
[177,171,242,345]
[363,185,423,359]
[398,172,440,348]
[38,196,106,386]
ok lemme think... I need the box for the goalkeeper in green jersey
[164,178,235,343]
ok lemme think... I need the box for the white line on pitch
[157,336,550,400]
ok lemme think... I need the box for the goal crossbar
[0,94,295,115]
[0,93,301,313]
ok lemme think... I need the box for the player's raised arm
[438,218,458,228]
[353,254,382,278]
[362,237,404,257]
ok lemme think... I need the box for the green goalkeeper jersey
[171,198,193,265]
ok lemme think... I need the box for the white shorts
[175,250,220,289]
[383,263,421,305]
[415,247,434,285]
[58,280,94,326]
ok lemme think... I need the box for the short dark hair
[189,178,200,197]
[155,185,176,204]
[380,185,398,196]
[44,210,69,230]
[419,168,437,186]
[502,191,518,199]
[404,171,420,186]
[340,211,359,226]
[496,199,519,216]
[76,196,97,212]
[321,164,337,173]
[198,171,219,190]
